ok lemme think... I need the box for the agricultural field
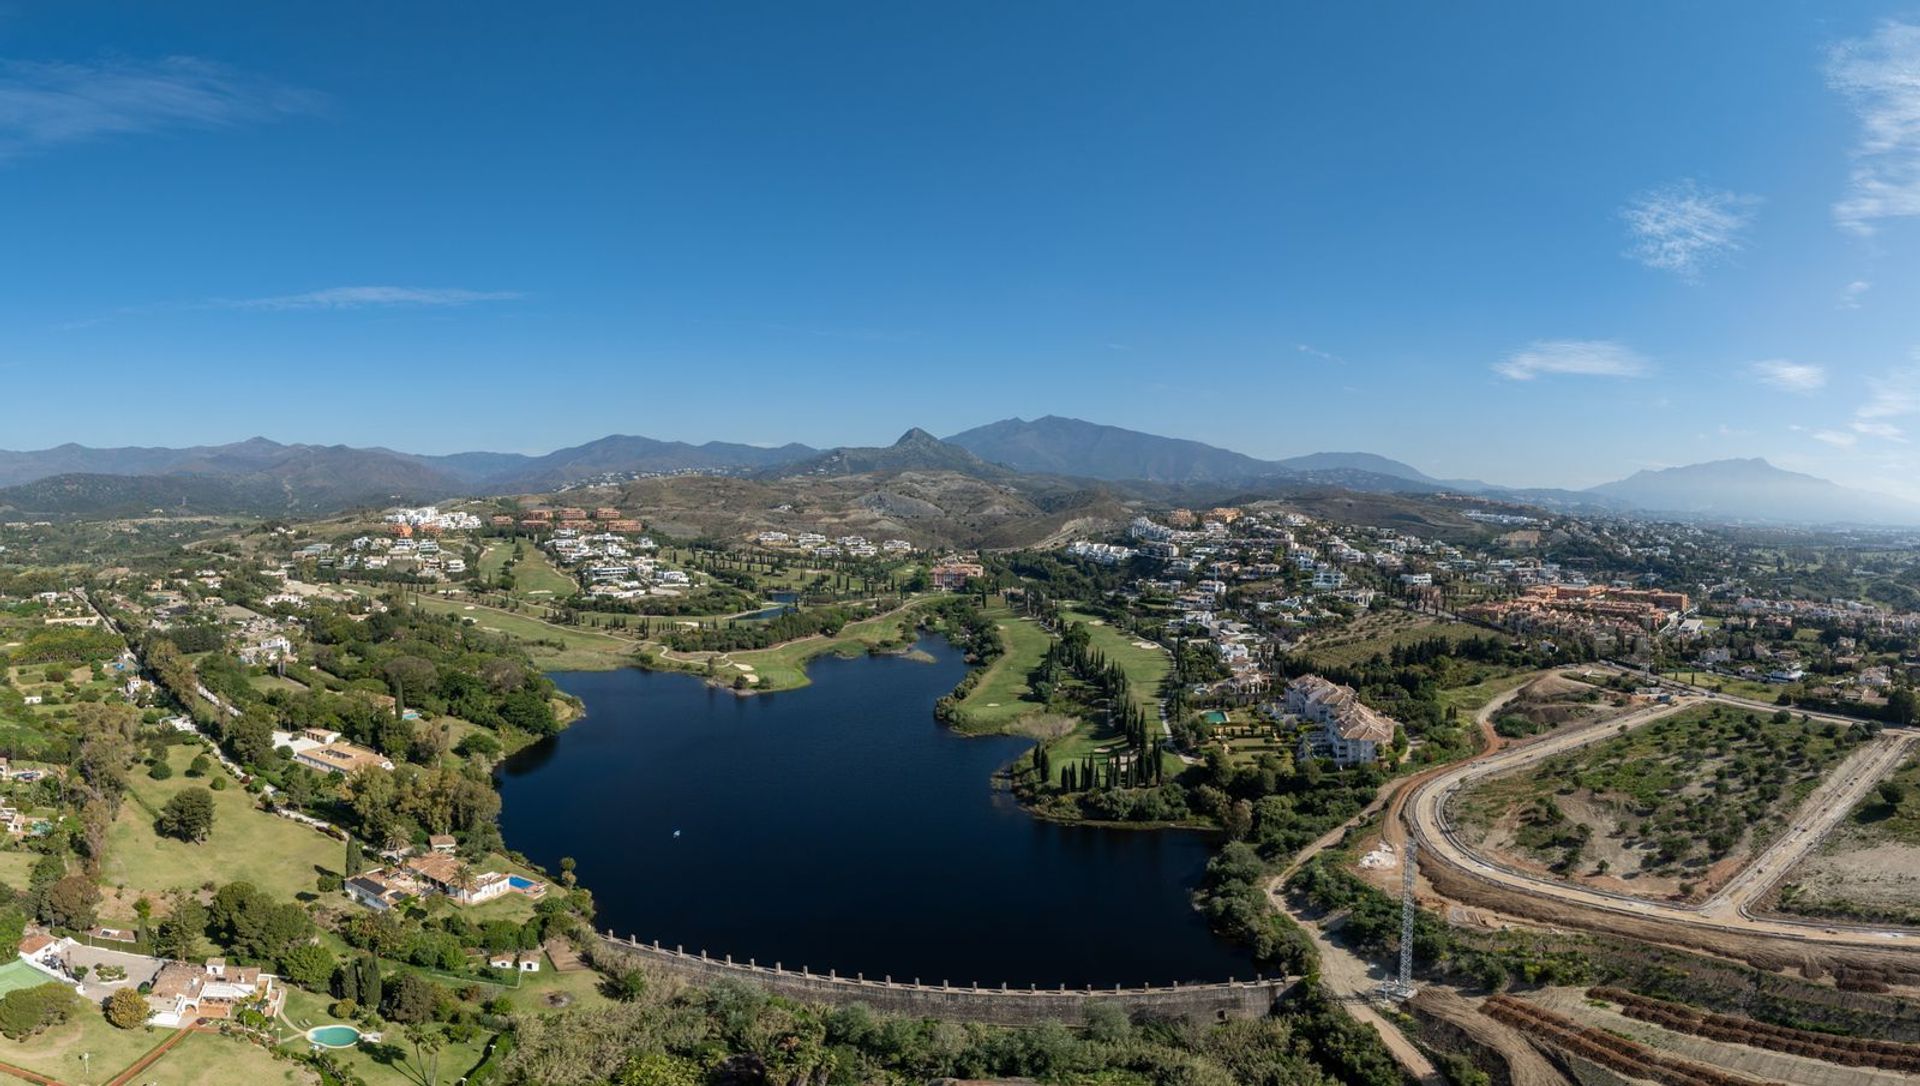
[1295,610,1488,668]
[0,603,133,758]
[1773,752,1920,926]
[1454,703,1871,901]
[1514,986,1919,1086]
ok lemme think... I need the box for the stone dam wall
[593,933,1291,1026]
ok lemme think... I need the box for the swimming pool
[307,1024,361,1048]
[508,875,537,889]
[1203,711,1228,725]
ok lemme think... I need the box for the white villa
[1282,674,1396,768]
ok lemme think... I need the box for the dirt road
[1404,696,1920,950]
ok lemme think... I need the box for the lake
[496,638,1253,986]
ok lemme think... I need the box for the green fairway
[413,595,642,671]
[511,545,579,597]
[1061,608,1169,722]
[477,540,513,579]
[652,596,944,691]
[946,605,1054,732]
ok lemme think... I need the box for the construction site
[1273,665,1920,1086]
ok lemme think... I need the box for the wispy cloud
[1859,362,1920,420]
[1619,180,1760,278]
[1840,280,1873,308]
[0,55,318,158]
[1813,429,1859,447]
[214,286,524,311]
[1826,21,1920,235]
[1749,359,1827,393]
[1854,420,1907,442]
[1834,357,1920,443]
[1495,339,1649,381]
[1295,343,1347,366]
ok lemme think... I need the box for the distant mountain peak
[1587,457,1920,525]
[895,427,941,445]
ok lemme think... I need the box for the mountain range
[0,417,1914,527]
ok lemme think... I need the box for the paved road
[1403,695,1920,949]
[1700,730,1919,919]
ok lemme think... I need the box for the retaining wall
[593,933,1289,1025]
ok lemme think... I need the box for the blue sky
[3,3,1919,495]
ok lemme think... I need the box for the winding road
[1403,694,1920,947]
[1265,670,1920,1086]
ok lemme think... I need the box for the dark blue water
[496,639,1251,986]
[739,591,799,622]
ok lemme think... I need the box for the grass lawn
[0,1005,163,1083]
[249,672,311,696]
[142,1030,319,1086]
[0,847,43,888]
[491,956,616,1015]
[101,745,341,906]
[946,605,1053,733]
[278,987,489,1086]
[1661,669,1784,703]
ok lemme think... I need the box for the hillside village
[4,489,1920,1085]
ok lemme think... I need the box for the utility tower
[1378,840,1418,1002]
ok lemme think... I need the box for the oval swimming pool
[308,1024,361,1048]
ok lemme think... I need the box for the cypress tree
[357,954,382,1010]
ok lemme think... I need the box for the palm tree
[452,861,478,904]
[403,1024,443,1086]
